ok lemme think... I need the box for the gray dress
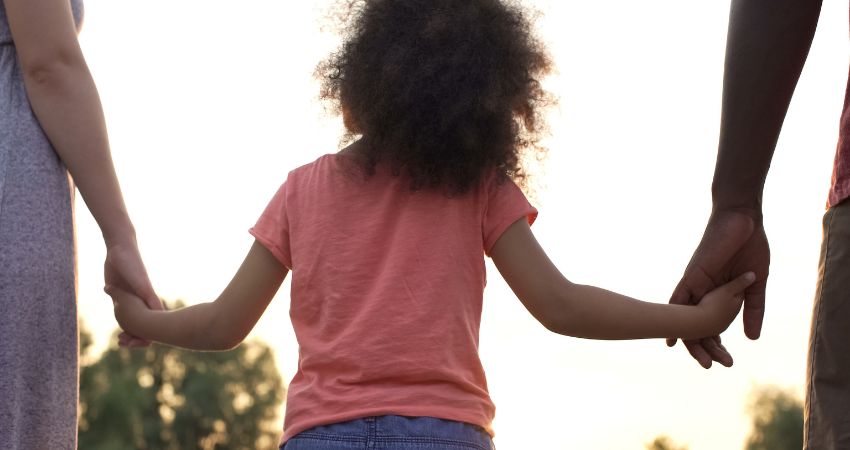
[0,1,85,449]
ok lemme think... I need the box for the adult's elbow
[20,49,84,90]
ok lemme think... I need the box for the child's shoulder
[289,153,337,175]
[284,153,342,183]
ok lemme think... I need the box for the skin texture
[109,222,753,351]
[4,0,163,344]
[110,241,288,351]
[668,0,822,368]
[490,220,754,340]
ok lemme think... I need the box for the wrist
[103,221,137,249]
[674,304,714,340]
[124,305,157,341]
[711,183,764,222]
[709,201,763,224]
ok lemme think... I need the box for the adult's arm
[4,0,161,313]
[669,0,822,368]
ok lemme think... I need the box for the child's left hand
[694,271,755,336]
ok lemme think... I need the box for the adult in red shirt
[666,0,845,447]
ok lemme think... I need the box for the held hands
[104,237,164,347]
[693,271,756,338]
[105,285,151,342]
[669,209,770,368]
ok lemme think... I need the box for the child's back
[251,149,536,441]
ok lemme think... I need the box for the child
[108,0,756,448]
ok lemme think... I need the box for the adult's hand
[668,209,769,368]
[104,237,164,347]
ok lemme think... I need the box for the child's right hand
[694,272,756,336]
[105,285,154,345]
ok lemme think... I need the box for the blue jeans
[280,415,495,450]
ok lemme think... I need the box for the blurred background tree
[645,435,688,450]
[643,384,803,450]
[744,385,803,450]
[78,302,285,450]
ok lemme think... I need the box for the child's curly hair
[318,0,553,194]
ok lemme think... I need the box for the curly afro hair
[318,0,553,195]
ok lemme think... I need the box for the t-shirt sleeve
[482,176,538,256]
[249,180,293,269]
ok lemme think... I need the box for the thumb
[119,268,161,310]
[131,280,162,311]
[719,272,756,296]
[141,293,164,311]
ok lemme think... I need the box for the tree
[645,435,689,450]
[78,307,285,450]
[745,385,803,450]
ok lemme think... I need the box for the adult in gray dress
[0,0,162,448]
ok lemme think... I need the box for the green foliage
[645,435,688,450]
[745,386,803,450]
[79,321,94,357]
[78,310,285,450]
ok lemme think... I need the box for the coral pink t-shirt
[249,154,537,444]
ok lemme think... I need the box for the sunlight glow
[74,1,847,448]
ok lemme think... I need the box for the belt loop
[366,416,377,449]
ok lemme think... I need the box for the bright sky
[74,1,848,448]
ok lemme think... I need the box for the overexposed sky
[74,1,847,448]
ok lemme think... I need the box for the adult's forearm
[712,0,822,213]
[22,58,135,245]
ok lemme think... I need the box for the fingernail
[744,272,756,282]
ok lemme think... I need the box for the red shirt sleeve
[249,179,293,269]
[482,175,538,256]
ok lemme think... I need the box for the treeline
[647,385,803,450]
[78,302,284,450]
[78,315,802,450]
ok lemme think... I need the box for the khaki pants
[805,200,850,449]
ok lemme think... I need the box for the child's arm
[491,219,755,340]
[107,241,288,351]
